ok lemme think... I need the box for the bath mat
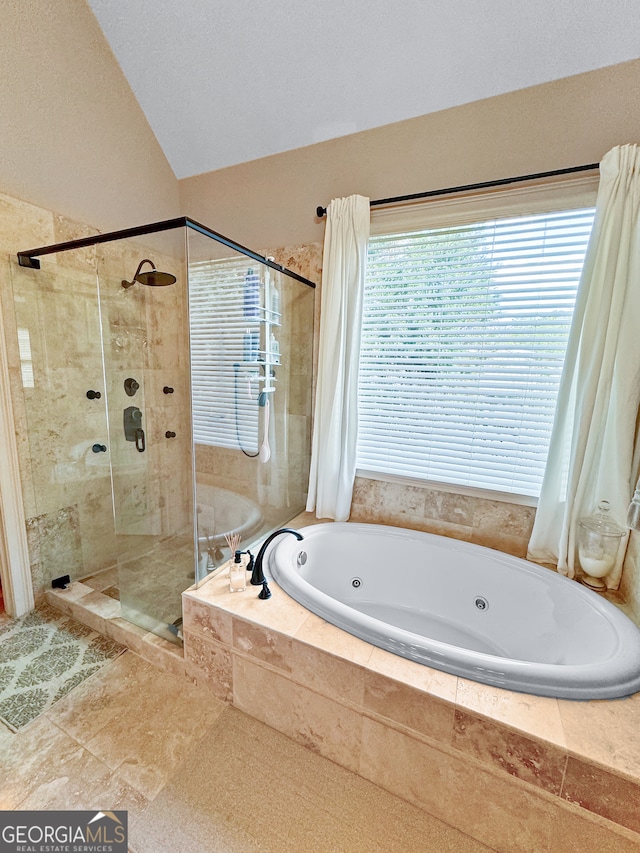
[0,604,125,732]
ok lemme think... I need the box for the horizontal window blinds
[189,258,260,452]
[357,207,595,497]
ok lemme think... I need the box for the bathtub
[268,522,640,700]
[196,484,262,552]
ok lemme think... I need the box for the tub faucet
[251,528,304,597]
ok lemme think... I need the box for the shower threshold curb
[45,582,191,682]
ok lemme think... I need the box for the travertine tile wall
[12,257,115,587]
[266,243,321,512]
[0,189,192,598]
[350,475,640,621]
[622,531,640,624]
[350,476,536,558]
[96,238,192,548]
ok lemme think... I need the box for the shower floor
[83,566,120,599]
[81,534,196,646]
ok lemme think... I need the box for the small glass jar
[577,500,626,589]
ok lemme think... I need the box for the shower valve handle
[163,386,174,394]
[135,428,146,453]
[86,390,102,400]
[92,443,107,453]
[165,431,176,438]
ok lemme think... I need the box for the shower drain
[475,596,489,611]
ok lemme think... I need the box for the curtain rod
[315,162,600,218]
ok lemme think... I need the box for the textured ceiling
[86,0,640,179]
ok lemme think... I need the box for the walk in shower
[12,218,315,643]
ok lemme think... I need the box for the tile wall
[350,476,536,558]
[622,531,640,624]
[0,190,192,600]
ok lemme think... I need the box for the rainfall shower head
[122,259,176,289]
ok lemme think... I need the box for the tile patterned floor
[0,605,124,730]
[0,650,492,853]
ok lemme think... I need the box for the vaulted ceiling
[86,0,640,179]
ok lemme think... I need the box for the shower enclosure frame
[17,216,316,291]
[14,215,316,627]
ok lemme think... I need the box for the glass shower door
[9,251,117,591]
[187,228,315,584]
[96,234,194,643]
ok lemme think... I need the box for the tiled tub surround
[350,475,537,559]
[182,553,640,852]
[351,474,640,626]
[44,514,640,850]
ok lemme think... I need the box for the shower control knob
[124,377,139,396]
[165,431,176,439]
[86,390,102,400]
[163,386,174,394]
[92,443,107,453]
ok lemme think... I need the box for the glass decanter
[577,500,626,590]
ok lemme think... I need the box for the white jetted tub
[268,522,640,700]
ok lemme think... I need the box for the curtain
[528,144,640,587]
[306,195,370,520]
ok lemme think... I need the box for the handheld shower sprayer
[258,398,271,463]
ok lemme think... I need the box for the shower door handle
[135,428,146,453]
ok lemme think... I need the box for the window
[189,258,261,452]
[356,184,596,499]
[17,328,34,388]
